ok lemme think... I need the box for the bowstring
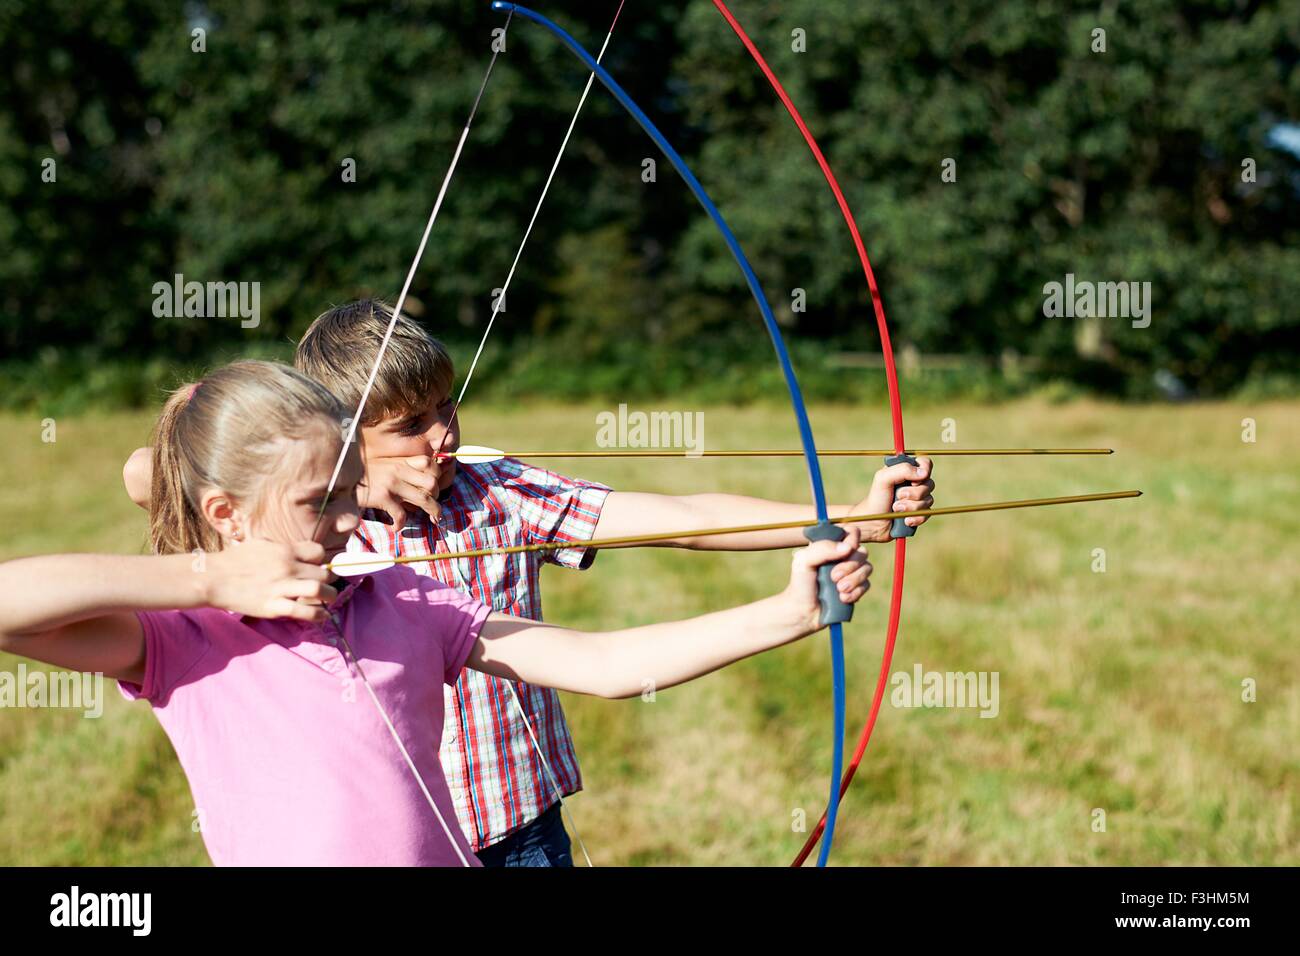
[422,1,626,868]
[432,0,626,462]
[312,7,514,539]
[313,9,515,868]
[438,545,595,867]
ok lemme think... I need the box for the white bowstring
[443,554,595,867]
[447,16,623,415]
[331,613,471,867]
[321,5,621,868]
[504,680,595,868]
[429,8,626,869]
[314,10,513,537]
[315,10,514,868]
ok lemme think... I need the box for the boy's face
[361,390,461,494]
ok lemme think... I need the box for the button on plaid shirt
[348,458,611,851]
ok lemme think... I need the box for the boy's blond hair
[296,299,455,426]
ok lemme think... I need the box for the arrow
[440,444,1115,464]
[328,489,1141,575]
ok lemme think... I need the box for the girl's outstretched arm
[466,530,871,698]
[0,553,202,684]
[0,542,334,683]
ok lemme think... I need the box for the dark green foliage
[1,0,1296,407]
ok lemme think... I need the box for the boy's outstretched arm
[591,456,934,551]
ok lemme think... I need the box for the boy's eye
[395,400,452,437]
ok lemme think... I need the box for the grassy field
[0,398,1295,866]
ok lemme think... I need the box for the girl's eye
[321,484,357,509]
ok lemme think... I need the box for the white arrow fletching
[329,555,398,577]
[450,444,506,465]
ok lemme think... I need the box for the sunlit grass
[0,398,1294,865]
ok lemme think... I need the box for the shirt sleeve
[416,578,494,685]
[490,459,612,570]
[118,609,212,705]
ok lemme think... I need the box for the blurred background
[0,0,1296,865]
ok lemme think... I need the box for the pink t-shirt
[119,567,491,866]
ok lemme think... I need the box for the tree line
[1,0,1296,406]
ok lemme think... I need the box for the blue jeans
[475,803,574,868]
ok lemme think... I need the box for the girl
[0,360,871,866]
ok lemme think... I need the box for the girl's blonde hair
[149,360,346,555]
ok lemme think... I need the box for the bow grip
[884,453,919,539]
[803,520,854,626]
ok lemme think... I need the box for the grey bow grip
[884,453,919,538]
[803,520,854,626]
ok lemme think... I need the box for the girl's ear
[197,489,246,544]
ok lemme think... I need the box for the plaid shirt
[347,459,610,851]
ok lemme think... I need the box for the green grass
[0,397,1295,865]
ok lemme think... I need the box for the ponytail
[148,361,346,555]
[150,383,218,555]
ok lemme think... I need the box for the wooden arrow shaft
[446,447,1114,459]
[330,489,1140,570]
